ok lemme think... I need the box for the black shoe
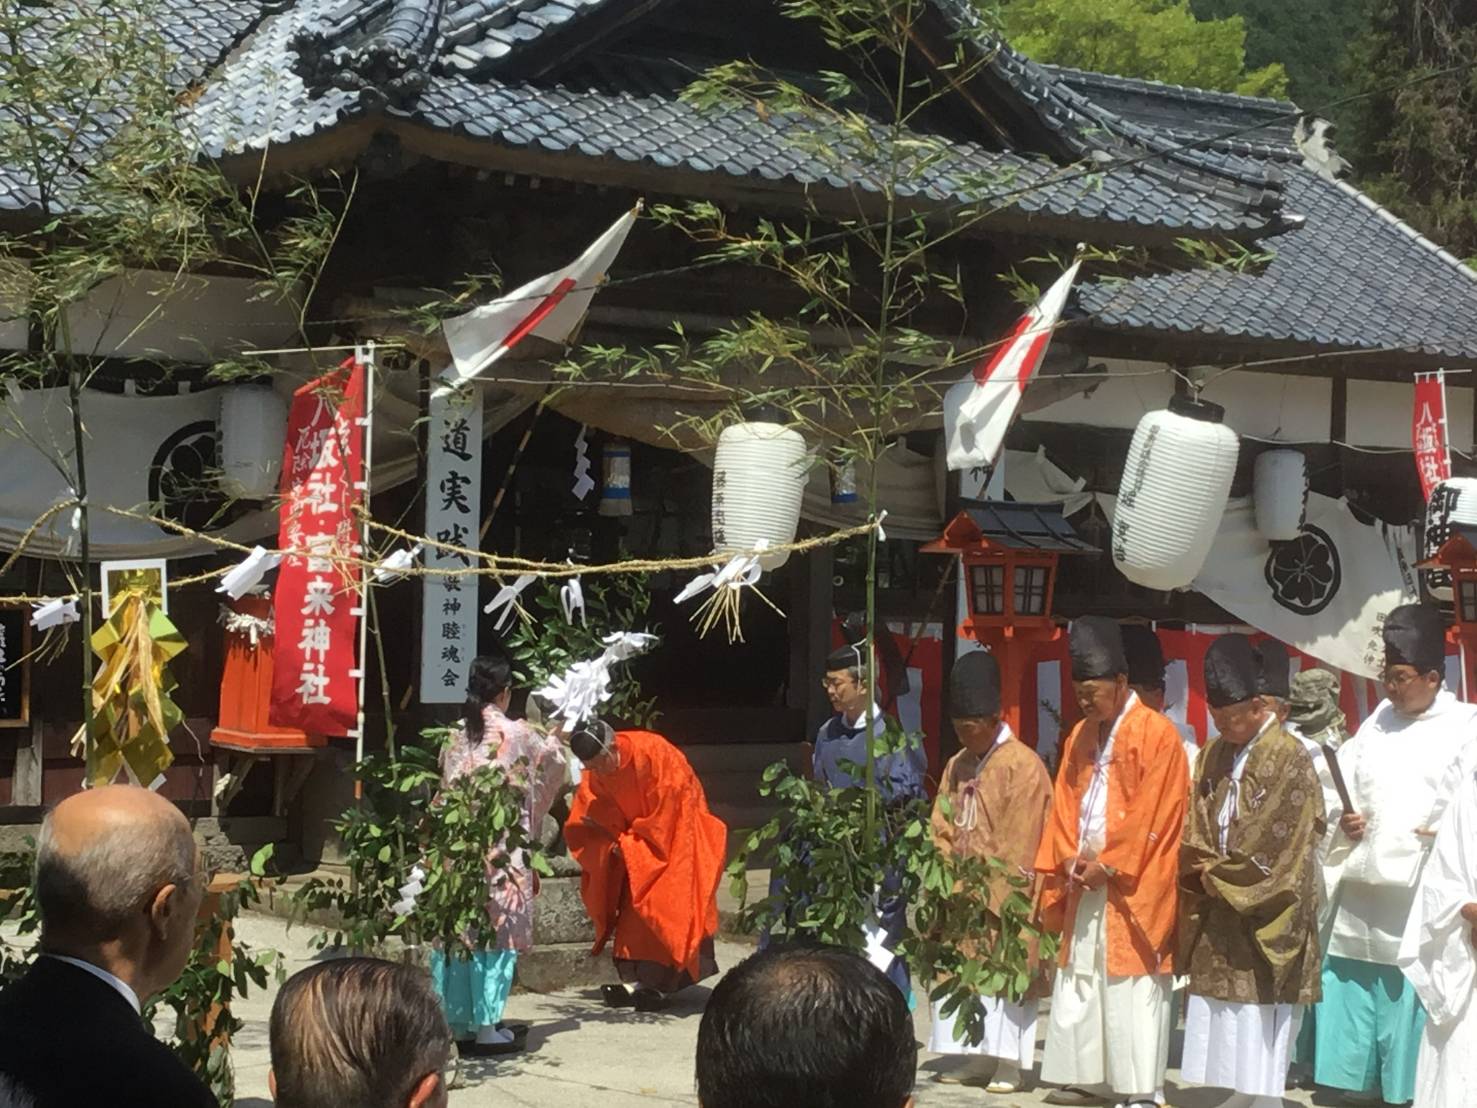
[632,987,668,1012]
[456,1031,526,1058]
[600,984,636,1008]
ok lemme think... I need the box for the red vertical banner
[1413,372,1451,501]
[269,361,366,734]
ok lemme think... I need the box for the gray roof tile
[1078,164,1477,360]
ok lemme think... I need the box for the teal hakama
[1311,955,1427,1104]
[430,949,518,1038]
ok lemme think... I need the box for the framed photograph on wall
[0,603,32,728]
[99,558,169,616]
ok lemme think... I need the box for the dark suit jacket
[0,957,216,1107]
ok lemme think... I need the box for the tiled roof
[1078,161,1477,361]
[181,0,1290,241]
[438,0,620,74]
[1043,65,1301,161]
[0,1,269,215]
[5,0,1293,241]
[1039,70,1477,361]
[6,0,1475,364]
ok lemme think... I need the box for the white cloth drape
[1398,748,1477,1108]
[1040,887,1173,1099]
[1182,996,1298,1098]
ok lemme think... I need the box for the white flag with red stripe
[943,260,1080,472]
[438,205,639,394]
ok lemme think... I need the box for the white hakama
[1039,887,1172,1100]
[1398,748,1477,1108]
[1181,995,1298,1098]
[927,995,1037,1069]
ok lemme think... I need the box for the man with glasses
[0,785,215,1107]
[814,644,925,800]
[809,645,926,1000]
[1036,617,1188,1108]
[1179,634,1325,1108]
[1311,603,1477,1106]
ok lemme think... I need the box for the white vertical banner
[420,383,484,704]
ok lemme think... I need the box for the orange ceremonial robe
[564,730,728,978]
[1034,698,1188,977]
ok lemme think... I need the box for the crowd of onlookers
[0,783,914,1108]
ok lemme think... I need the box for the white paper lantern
[1113,396,1240,591]
[1422,478,1477,600]
[219,385,288,499]
[1253,449,1308,541]
[712,421,808,571]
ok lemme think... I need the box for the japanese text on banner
[270,362,365,734]
[421,383,483,704]
[1413,372,1451,502]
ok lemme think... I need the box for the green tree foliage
[1342,0,1477,261]
[1190,0,1369,112]
[1000,0,1289,97]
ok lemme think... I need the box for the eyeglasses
[1381,667,1422,690]
[180,865,220,890]
[820,677,851,692]
[441,1043,462,1090]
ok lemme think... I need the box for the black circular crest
[1264,524,1342,616]
[148,420,224,533]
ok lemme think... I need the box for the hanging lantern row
[711,421,808,571]
[219,384,289,500]
[1112,396,1239,591]
[1253,448,1308,542]
[831,459,859,505]
[599,438,633,517]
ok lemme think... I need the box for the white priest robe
[1398,748,1477,1108]
[1326,690,1477,966]
[1287,722,1346,937]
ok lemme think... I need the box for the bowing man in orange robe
[564,719,728,1012]
[1035,616,1189,1108]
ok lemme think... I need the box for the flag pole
[1438,368,1453,477]
[351,342,375,792]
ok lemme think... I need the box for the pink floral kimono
[431,706,567,1036]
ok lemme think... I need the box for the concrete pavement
[225,912,1331,1107]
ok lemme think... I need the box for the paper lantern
[1112,396,1239,591]
[220,385,288,499]
[712,421,807,571]
[831,459,859,505]
[1423,478,1477,600]
[1253,449,1308,541]
[598,439,633,517]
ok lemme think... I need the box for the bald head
[36,786,196,946]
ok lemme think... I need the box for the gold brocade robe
[1179,724,1326,1005]
[930,736,1054,997]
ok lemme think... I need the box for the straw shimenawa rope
[0,505,884,607]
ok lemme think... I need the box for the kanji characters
[441,416,473,462]
[302,579,336,617]
[295,662,332,706]
[439,470,473,514]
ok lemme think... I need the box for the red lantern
[1419,531,1477,700]
[923,500,1095,738]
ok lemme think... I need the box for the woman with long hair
[430,648,568,1055]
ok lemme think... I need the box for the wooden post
[185,874,240,1054]
[13,718,42,806]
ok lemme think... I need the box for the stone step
[680,742,806,775]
